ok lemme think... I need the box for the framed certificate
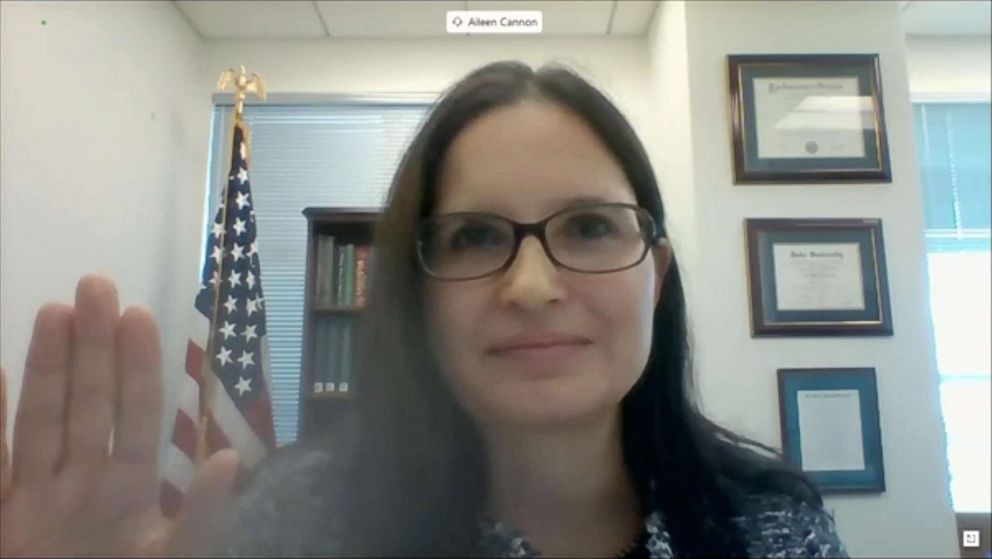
[778,367,885,493]
[729,54,891,183]
[745,218,893,336]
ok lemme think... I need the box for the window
[912,101,991,513]
[204,101,431,444]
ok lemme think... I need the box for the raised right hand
[0,274,242,557]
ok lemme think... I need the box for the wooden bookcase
[298,206,378,441]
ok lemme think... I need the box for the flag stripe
[160,480,184,518]
[259,336,274,395]
[163,442,196,490]
[176,370,200,426]
[207,411,231,453]
[244,396,276,449]
[184,340,205,386]
[169,406,198,460]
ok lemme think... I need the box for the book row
[312,319,355,394]
[315,237,371,306]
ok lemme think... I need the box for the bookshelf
[299,207,378,441]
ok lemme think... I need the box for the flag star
[211,244,224,265]
[251,295,264,311]
[246,297,258,317]
[247,241,259,257]
[242,324,258,343]
[234,376,252,396]
[211,222,224,238]
[237,350,255,370]
[235,191,250,210]
[216,346,233,367]
[231,243,245,262]
[233,218,246,236]
[227,270,242,289]
[245,270,256,290]
[237,167,248,184]
[219,320,236,340]
[208,270,221,289]
[224,294,237,314]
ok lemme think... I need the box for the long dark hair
[337,61,821,557]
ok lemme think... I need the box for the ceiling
[172,1,659,39]
[173,0,992,40]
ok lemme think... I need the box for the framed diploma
[745,218,893,336]
[729,54,891,184]
[778,368,885,493]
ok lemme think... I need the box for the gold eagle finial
[217,65,266,119]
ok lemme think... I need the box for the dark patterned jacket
[221,443,848,558]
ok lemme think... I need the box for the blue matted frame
[745,218,893,337]
[777,367,885,493]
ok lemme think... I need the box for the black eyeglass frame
[415,202,663,281]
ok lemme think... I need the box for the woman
[0,62,847,558]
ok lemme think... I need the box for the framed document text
[729,54,891,183]
[745,218,892,337]
[778,367,885,493]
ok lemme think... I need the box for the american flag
[161,120,277,516]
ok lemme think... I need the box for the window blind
[204,103,431,445]
[912,101,991,513]
[914,103,992,243]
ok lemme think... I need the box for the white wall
[643,0,700,294]
[0,1,212,459]
[202,36,650,96]
[643,1,958,556]
[202,36,652,131]
[905,35,992,97]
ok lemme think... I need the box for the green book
[334,244,347,305]
[322,236,336,305]
[315,236,328,305]
[342,244,356,306]
[338,322,352,393]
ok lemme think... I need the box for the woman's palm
[1,461,167,556]
[0,275,240,557]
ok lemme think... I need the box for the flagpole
[199,66,268,465]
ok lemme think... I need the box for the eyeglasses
[416,202,660,281]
